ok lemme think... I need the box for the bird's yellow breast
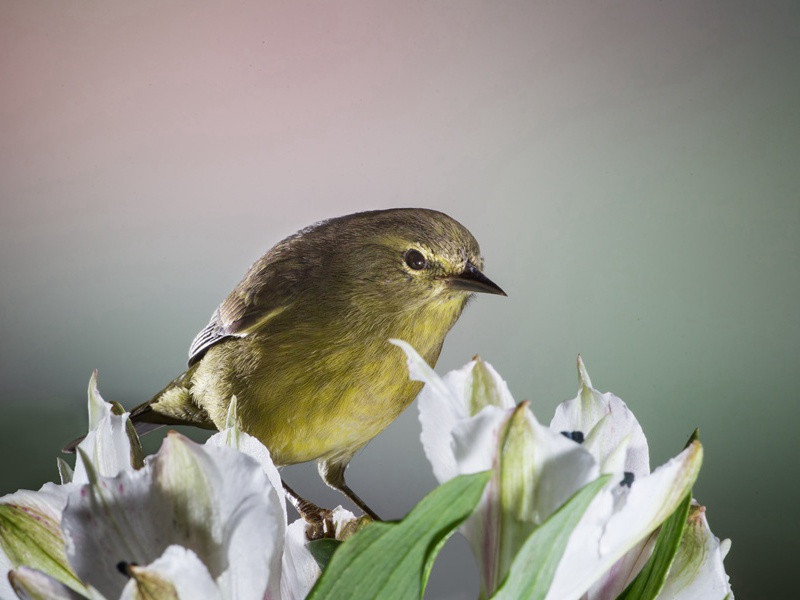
[189,295,466,465]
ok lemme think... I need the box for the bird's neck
[385,296,468,365]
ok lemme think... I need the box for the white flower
[548,356,657,600]
[394,340,707,600]
[1,378,345,600]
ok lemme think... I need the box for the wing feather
[186,244,310,366]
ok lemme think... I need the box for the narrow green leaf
[308,538,341,571]
[421,524,457,593]
[490,475,611,600]
[308,471,490,600]
[618,493,693,600]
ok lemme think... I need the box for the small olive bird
[65,208,505,521]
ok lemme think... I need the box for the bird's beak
[447,262,507,296]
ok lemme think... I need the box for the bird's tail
[62,364,215,453]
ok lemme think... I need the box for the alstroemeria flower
[394,340,705,600]
[549,357,653,600]
[62,429,286,599]
[1,378,351,600]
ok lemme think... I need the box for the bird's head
[312,208,505,315]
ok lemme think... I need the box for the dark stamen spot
[116,561,138,577]
[560,430,585,444]
[620,472,635,487]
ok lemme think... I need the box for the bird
[65,208,505,522]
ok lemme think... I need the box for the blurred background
[1,1,797,597]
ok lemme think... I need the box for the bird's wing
[188,308,230,365]
[187,255,301,366]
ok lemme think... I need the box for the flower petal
[119,545,221,600]
[397,340,474,483]
[206,396,287,527]
[8,566,88,600]
[466,357,517,414]
[586,535,657,600]
[657,503,734,600]
[281,519,321,600]
[0,484,85,598]
[72,373,142,485]
[550,356,649,478]
[86,370,107,430]
[63,432,284,600]
[394,339,514,484]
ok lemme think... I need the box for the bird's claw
[301,507,337,540]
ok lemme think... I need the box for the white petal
[72,372,142,485]
[464,358,517,413]
[550,357,649,478]
[450,406,510,475]
[602,442,702,554]
[86,370,109,430]
[391,339,468,411]
[395,339,474,483]
[119,545,221,600]
[395,339,516,484]
[524,413,600,525]
[7,566,87,600]
[207,425,287,529]
[451,408,508,595]
[281,519,321,600]
[658,503,734,600]
[72,413,135,485]
[586,534,656,600]
[63,432,284,600]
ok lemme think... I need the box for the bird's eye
[404,249,427,270]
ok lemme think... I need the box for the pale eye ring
[404,249,427,270]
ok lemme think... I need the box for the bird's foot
[302,507,338,541]
[282,480,337,540]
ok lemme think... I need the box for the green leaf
[618,493,693,600]
[490,475,611,600]
[307,471,490,600]
[308,538,341,571]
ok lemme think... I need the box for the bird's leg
[281,479,336,540]
[318,459,382,521]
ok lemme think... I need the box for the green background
[1,2,797,598]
